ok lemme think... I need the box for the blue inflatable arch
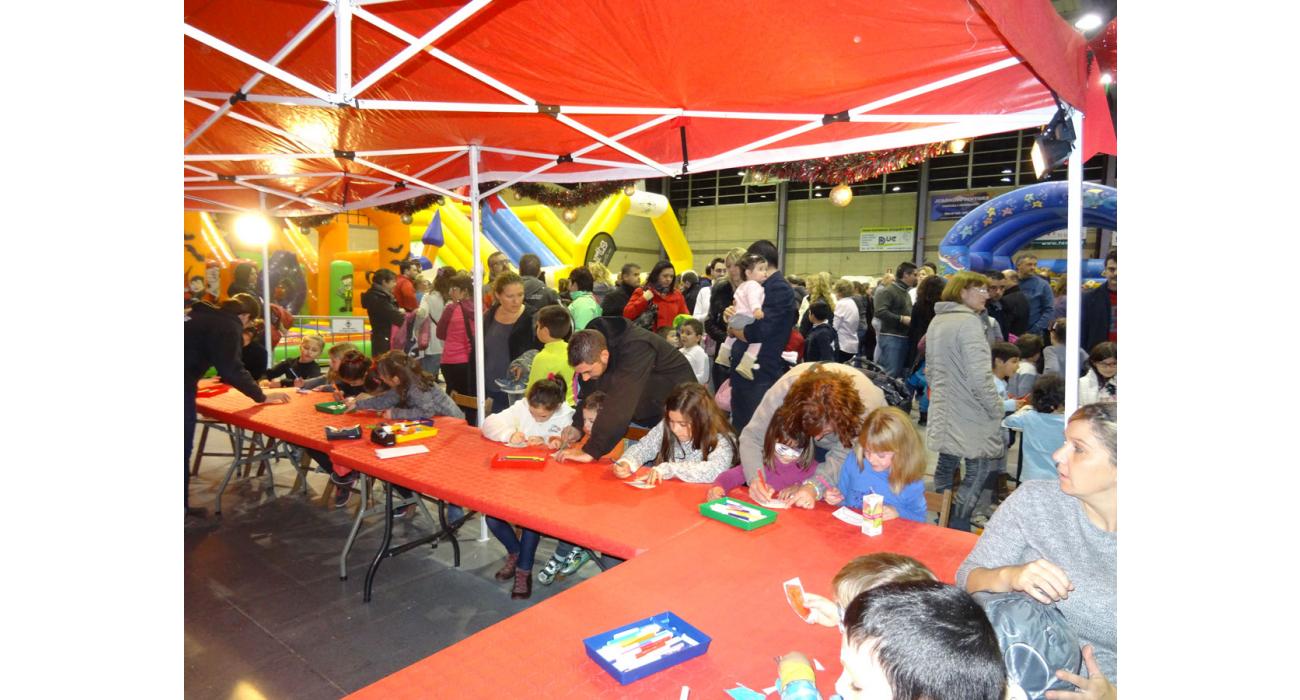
[938,181,1116,277]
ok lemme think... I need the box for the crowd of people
[184,241,1117,698]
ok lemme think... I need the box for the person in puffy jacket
[361,269,406,357]
[924,272,1005,532]
[622,260,689,331]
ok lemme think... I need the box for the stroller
[849,357,914,410]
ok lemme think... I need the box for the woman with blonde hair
[797,271,836,336]
[587,261,613,305]
[703,247,749,390]
[926,271,1005,532]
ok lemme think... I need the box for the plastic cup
[862,493,884,536]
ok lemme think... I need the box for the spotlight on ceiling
[1074,13,1103,31]
[1030,106,1076,180]
[949,138,969,154]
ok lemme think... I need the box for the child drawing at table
[716,253,770,380]
[706,404,818,502]
[833,406,927,523]
[481,375,574,448]
[536,390,620,586]
[300,341,358,392]
[613,382,736,486]
[261,334,324,388]
[775,582,1006,700]
[330,352,463,510]
[800,553,937,629]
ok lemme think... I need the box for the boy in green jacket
[527,304,576,405]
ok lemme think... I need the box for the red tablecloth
[195,382,349,453]
[329,422,713,560]
[348,505,978,699]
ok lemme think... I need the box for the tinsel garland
[287,213,336,229]
[376,193,444,216]
[749,143,953,184]
[505,180,633,208]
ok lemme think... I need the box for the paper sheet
[813,658,826,671]
[751,492,790,509]
[375,444,431,459]
[831,506,865,527]
[624,480,656,489]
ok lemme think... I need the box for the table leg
[339,475,375,580]
[363,482,395,603]
[214,428,245,515]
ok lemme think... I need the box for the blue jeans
[486,516,540,571]
[876,334,909,378]
[948,457,1002,532]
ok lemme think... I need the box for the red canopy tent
[184,0,1116,411]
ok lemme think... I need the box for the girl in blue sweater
[835,406,928,523]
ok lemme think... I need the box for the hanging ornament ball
[400,213,413,225]
[830,183,853,207]
[562,207,579,223]
[512,190,523,201]
[622,184,637,197]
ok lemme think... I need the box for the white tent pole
[184,24,336,103]
[185,97,306,144]
[352,157,470,202]
[185,91,332,107]
[350,0,495,98]
[1064,109,1085,415]
[259,193,275,370]
[354,150,468,206]
[555,114,674,176]
[183,195,251,212]
[469,145,486,419]
[335,0,352,100]
[185,152,336,162]
[235,179,339,212]
[354,146,468,158]
[184,6,332,148]
[696,56,1023,169]
[271,176,342,210]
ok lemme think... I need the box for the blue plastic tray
[582,611,712,685]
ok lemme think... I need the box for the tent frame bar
[184,6,333,149]
[349,0,495,99]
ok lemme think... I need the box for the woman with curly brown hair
[735,362,887,508]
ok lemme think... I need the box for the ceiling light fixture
[1030,104,1076,179]
[1074,13,1103,31]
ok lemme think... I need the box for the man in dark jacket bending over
[185,293,291,518]
[556,316,696,462]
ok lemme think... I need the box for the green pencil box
[314,401,349,415]
[697,497,777,531]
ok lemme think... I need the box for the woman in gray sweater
[925,271,1005,531]
[956,402,1117,694]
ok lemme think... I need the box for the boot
[494,553,519,581]
[512,568,533,599]
[715,347,731,368]
[735,352,757,380]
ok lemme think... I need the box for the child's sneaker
[330,472,358,508]
[559,547,592,577]
[735,353,757,380]
[536,554,565,586]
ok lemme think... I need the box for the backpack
[391,308,431,356]
[851,358,915,409]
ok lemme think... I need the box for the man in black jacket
[1082,250,1117,351]
[185,294,290,517]
[599,263,642,317]
[998,277,1031,339]
[361,269,406,356]
[556,316,696,462]
[726,240,796,431]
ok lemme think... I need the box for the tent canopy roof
[184,0,1115,215]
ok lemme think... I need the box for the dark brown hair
[658,382,735,463]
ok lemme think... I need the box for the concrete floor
[184,433,601,700]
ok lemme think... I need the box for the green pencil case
[697,497,777,531]
[314,401,349,415]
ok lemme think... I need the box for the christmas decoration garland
[287,213,336,229]
[376,193,444,216]
[749,143,953,184]
[504,180,633,209]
